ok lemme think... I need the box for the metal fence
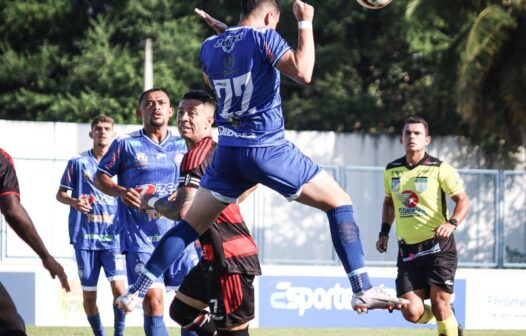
[249,166,526,269]
[1,161,525,269]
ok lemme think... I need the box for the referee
[376,116,470,336]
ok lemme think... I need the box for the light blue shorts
[75,249,126,291]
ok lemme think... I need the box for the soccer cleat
[352,285,409,312]
[116,292,142,313]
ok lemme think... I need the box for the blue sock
[87,313,105,336]
[144,315,168,336]
[181,329,199,336]
[327,205,372,293]
[145,220,198,277]
[113,305,125,336]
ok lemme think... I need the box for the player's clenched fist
[293,0,314,22]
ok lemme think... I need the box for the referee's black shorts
[396,235,458,297]
[177,264,256,328]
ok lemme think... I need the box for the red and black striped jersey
[178,137,261,275]
[0,148,20,200]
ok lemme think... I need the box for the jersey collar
[403,152,429,170]
[140,128,172,148]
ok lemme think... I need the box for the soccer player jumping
[119,0,408,318]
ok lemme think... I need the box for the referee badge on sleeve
[391,177,400,192]
[415,177,428,192]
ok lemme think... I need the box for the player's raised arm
[194,8,228,35]
[276,0,315,84]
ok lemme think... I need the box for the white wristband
[298,21,313,29]
[147,197,159,208]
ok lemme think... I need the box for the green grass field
[26,327,525,336]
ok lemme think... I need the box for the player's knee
[216,327,249,336]
[169,297,203,327]
[402,308,422,323]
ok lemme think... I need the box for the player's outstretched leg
[298,171,409,312]
[328,205,408,312]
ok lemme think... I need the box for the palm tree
[407,0,526,159]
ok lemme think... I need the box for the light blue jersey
[60,150,120,250]
[200,27,291,147]
[98,129,187,253]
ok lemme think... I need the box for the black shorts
[177,264,256,328]
[396,235,458,298]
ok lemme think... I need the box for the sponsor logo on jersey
[391,177,400,192]
[135,183,178,196]
[415,177,428,192]
[84,233,114,241]
[218,126,257,139]
[86,214,114,224]
[79,194,96,204]
[223,54,235,69]
[80,193,117,205]
[147,234,162,242]
[223,54,238,76]
[136,152,148,165]
[400,190,419,208]
[397,190,427,217]
[214,32,244,53]
[128,139,142,147]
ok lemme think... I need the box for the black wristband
[379,222,391,238]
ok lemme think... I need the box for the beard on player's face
[147,113,168,128]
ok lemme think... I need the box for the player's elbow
[298,75,312,85]
[295,68,314,85]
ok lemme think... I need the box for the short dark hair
[91,115,114,129]
[403,116,429,135]
[138,88,171,106]
[181,90,216,107]
[241,0,280,18]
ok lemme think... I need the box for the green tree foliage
[408,0,526,155]
[0,0,206,125]
[0,0,524,158]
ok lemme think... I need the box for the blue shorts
[126,244,199,291]
[201,141,321,202]
[75,249,127,291]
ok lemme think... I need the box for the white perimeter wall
[1,120,525,330]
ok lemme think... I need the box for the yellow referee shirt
[384,153,465,244]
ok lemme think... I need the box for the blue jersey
[60,150,120,251]
[200,26,291,147]
[98,129,187,253]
